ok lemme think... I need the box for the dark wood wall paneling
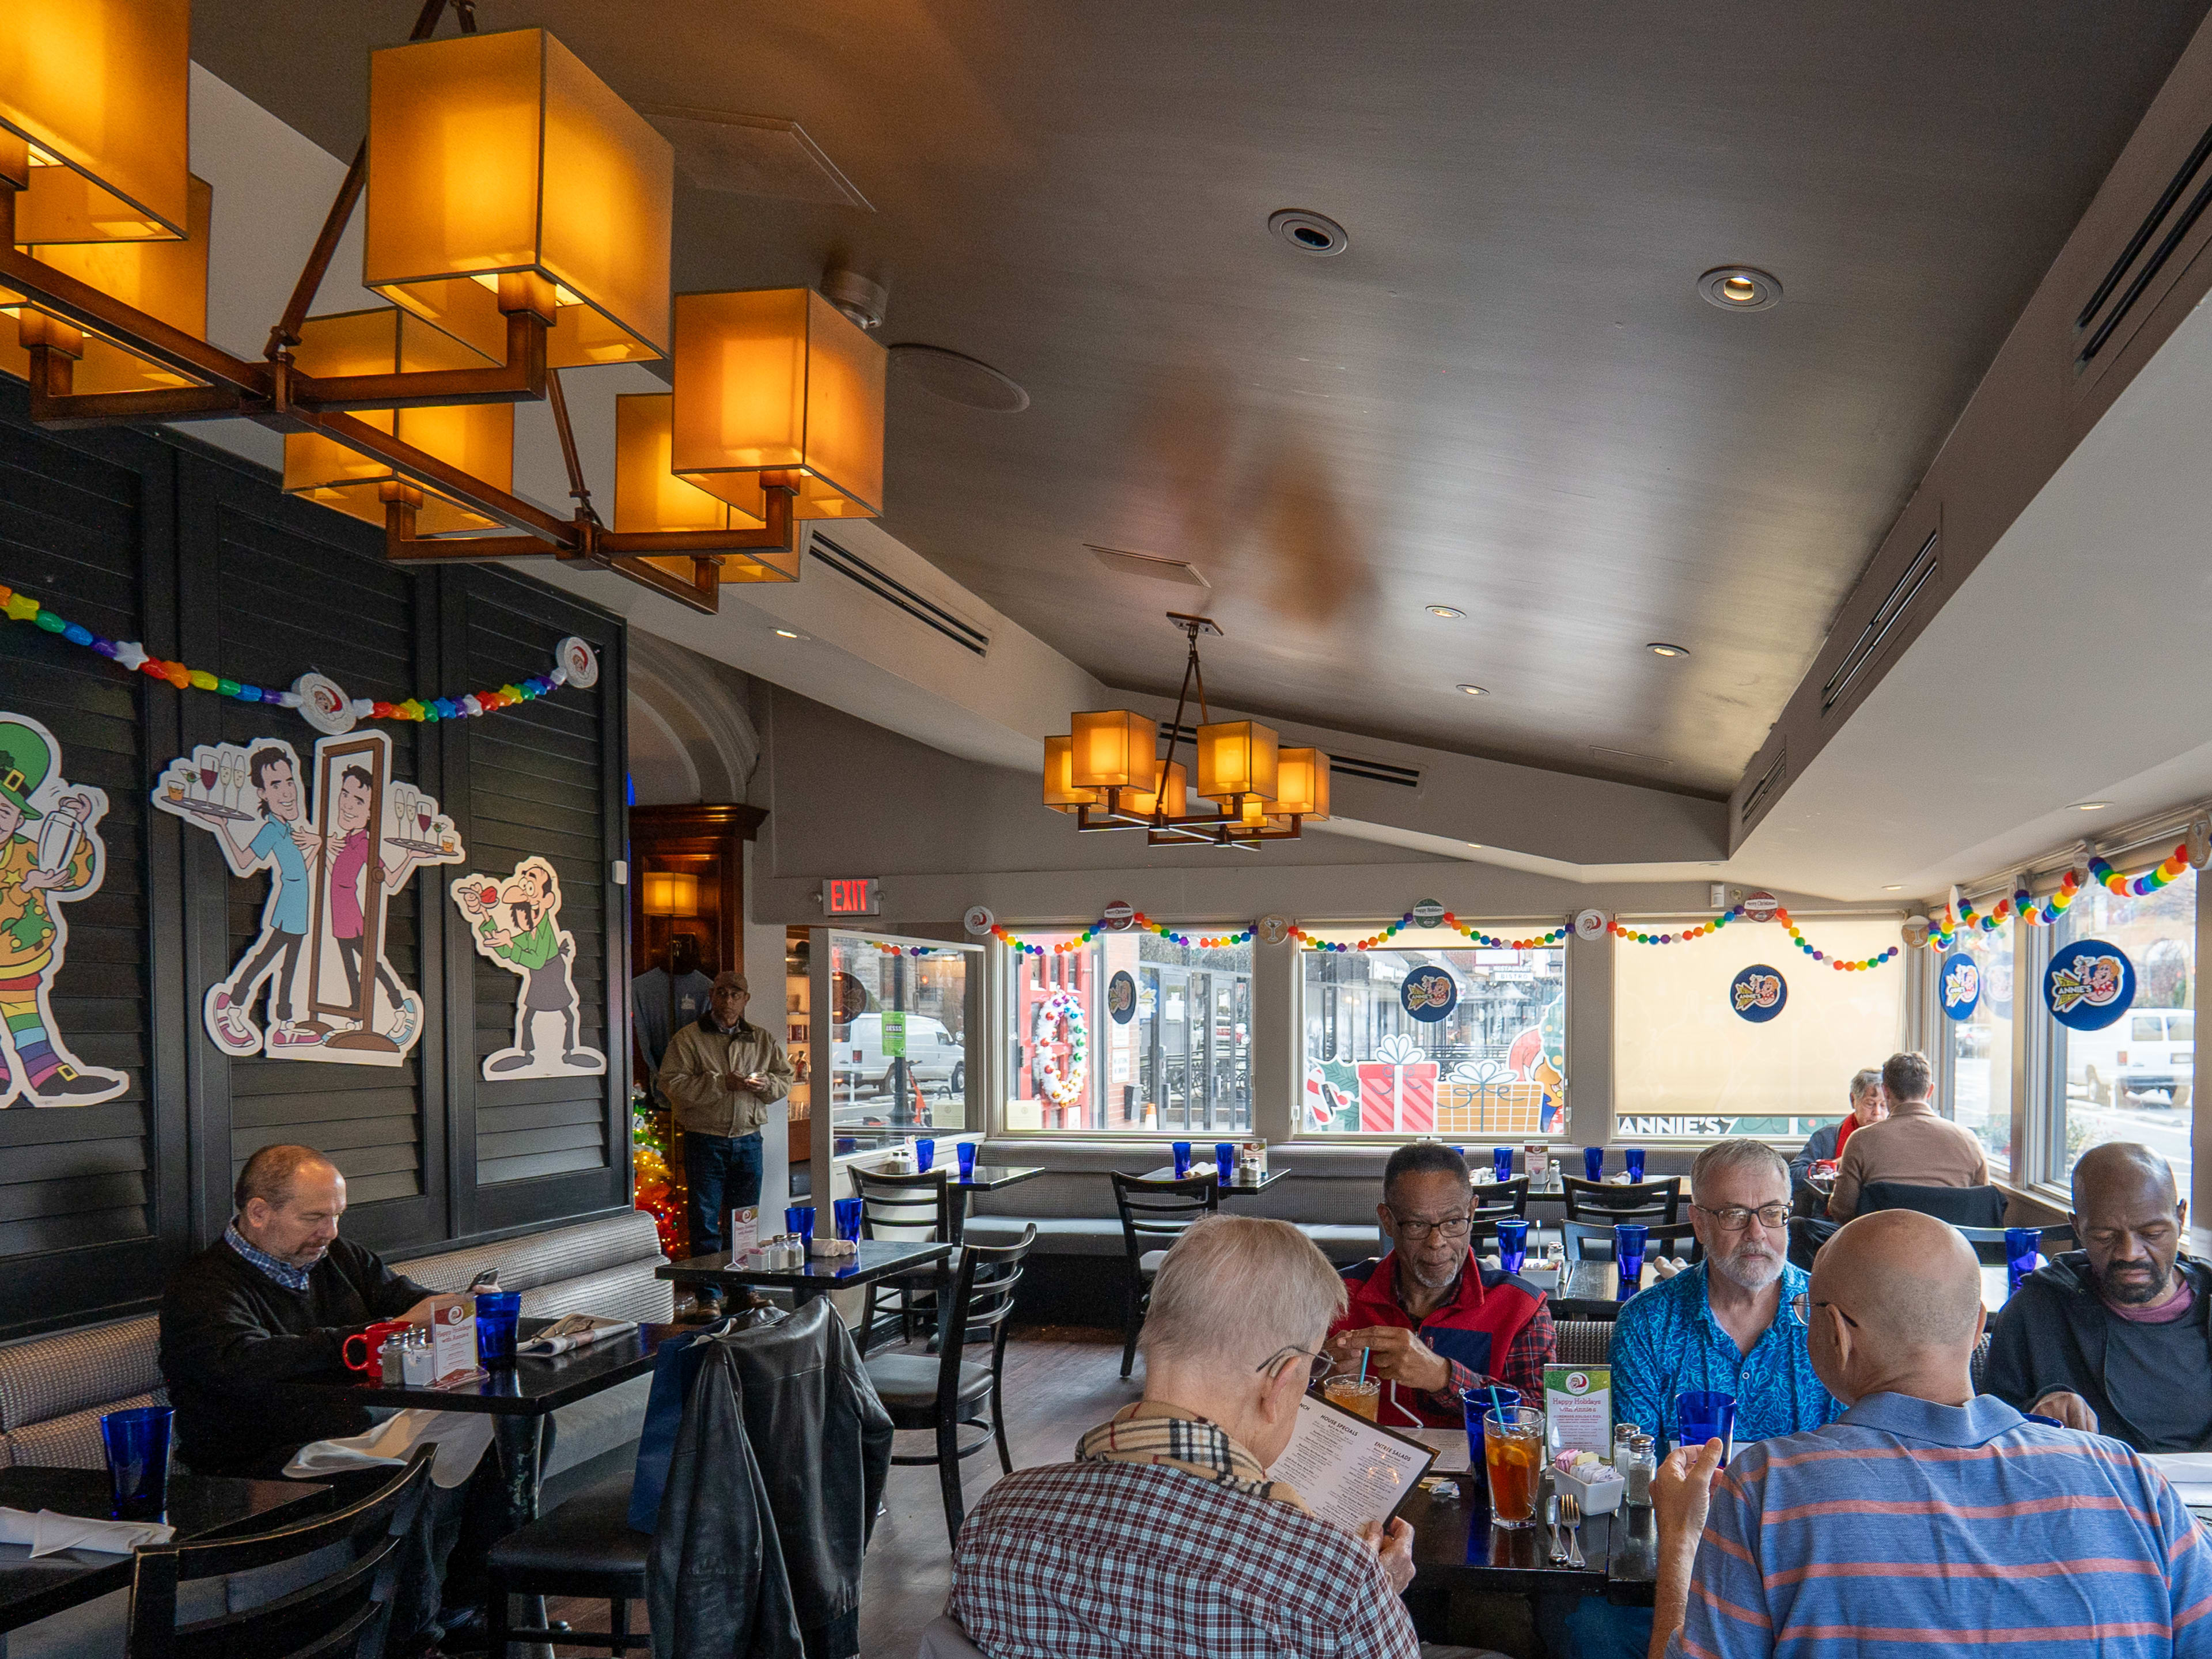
[0,383,631,1339]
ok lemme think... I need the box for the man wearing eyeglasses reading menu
[1323,1142,1555,1428]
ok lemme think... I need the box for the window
[1943,924,2014,1173]
[1003,930,1251,1133]
[1613,916,1904,1140]
[1300,927,1565,1137]
[2048,866,2194,1195]
[824,931,970,1154]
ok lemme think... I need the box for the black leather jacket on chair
[646,1298,895,1659]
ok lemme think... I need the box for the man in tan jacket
[1825,1050,1989,1221]
[658,971,793,1302]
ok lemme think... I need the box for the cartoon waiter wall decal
[0,714,125,1106]
[451,855,606,1078]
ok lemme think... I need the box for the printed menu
[1544,1363,1612,1457]
[1271,1395,1437,1534]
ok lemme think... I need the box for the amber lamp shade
[1069,711,1157,791]
[1122,759,1187,820]
[281,308,513,536]
[363,28,672,369]
[1043,737,1102,814]
[641,870,700,917]
[1271,747,1331,820]
[671,288,887,520]
[1,0,190,243]
[1195,719,1279,805]
[611,394,799,583]
[0,173,210,393]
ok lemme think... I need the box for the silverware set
[1547,1490,1585,1567]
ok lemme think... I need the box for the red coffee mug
[343,1319,413,1373]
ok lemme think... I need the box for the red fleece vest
[1331,1249,1544,1428]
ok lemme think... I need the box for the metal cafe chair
[1562,1174,1682,1226]
[854,1165,956,1354]
[1468,1176,1532,1218]
[1110,1172,1221,1378]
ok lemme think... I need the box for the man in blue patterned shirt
[1569,1140,1840,1659]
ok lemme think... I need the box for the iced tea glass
[1321,1376,1380,1421]
[1483,1405,1544,1528]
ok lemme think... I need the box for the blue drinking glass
[1497,1217,1528,1274]
[100,1406,173,1521]
[475,1290,521,1367]
[1172,1140,1192,1177]
[1216,1142,1237,1186]
[835,1196,865,1241]
[1492,1146,1514,1184]
[914,1138,935,1173]
[1457,1385,1521,1499]
[1583,1146,1605,1182]
[2005,1227,2042,1296]
[1625,1148,1646,1184]
[1614,1222,1648,1299]
[956,1141,978,1181]
[785,1205,816,1245]
[1675,1389,1737,1466]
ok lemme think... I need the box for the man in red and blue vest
[1326,1142,1554,1429]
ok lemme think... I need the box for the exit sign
[823,877,880,917]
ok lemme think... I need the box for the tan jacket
[659,1015,793,1139]
[1827,1099,1990,1219]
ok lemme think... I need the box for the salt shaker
[400,1327,435,1387]
[378,1335,406,1385]
[1613,1423,1641,1476]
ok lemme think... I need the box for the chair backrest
[1109,1173,1219,1266]
[1554,1319,1612,1367]
[916,1613,991,1659]
[933,1224,1036,1409]
[126,1445,436,1659]
[1952,1222,2073,1265]
[1562,1175,1681,1225]
[855,1167,952,1242]
[1859,1181,2008,1229]
[1470,1177,1531,1219]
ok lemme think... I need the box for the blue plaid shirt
[224,1222,313,1293]
[1608,1260,1842,1451]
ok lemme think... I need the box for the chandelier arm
[286,309,548,411]
[597,485,797,555]
[265,0,471,361]
[306,406,570,543]
[603,555,722,615]
[544,368,599,524]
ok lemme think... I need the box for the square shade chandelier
[0,1,889,616]
[1041,614,1330,847]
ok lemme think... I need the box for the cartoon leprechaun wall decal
[0,714,126,1106]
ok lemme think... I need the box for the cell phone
[467,1268,502,1293]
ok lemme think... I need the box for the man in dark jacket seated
[158,1144,478,1657]
[1986,1141,2212,1450]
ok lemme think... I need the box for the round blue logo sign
[1730,964,1787,1022]
[1938,952,1981,1022]
[1400,965,1458,1024]
[2043,940,2136,1031]
[1107,969,1137,1025]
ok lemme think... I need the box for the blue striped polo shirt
[1669,1392,2212,1658]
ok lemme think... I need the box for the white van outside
[2067,1009,2194,1110]
[832,1012,964,1096]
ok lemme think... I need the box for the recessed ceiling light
[1268,208,1349,257]
[1883,885,1902,892]
[1456,683,1488,696]
[1698,266,1782,312]
[1426,604,1464,619]
[2074,801,2112,811]
[773,628,803,639]
[1646,642,1690,658]
[1468,842,1483,849]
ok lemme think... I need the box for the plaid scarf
[1075,1402,1312,1513]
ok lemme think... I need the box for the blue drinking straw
[1489,1384,1507,1428]
[1358,1347,1370,1384]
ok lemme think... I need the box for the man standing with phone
[657,971,793,1309]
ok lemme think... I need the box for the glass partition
[825,931,970,1154]
[1612,916,1906,1140]
[1942,922,2015,1173]
[1003,930,1251,1133]
[1300,926,1566,1138]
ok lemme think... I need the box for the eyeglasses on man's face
[1389,1209,1474,1243]
[1789,1292,1859,1328]
[1256,1344,1333,1384]
[1694,1202,1792,1233]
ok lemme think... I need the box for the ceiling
[191,1,2211,797]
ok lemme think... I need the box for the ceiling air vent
[808,533,989,656]
[2077,116,2212,368]
[1088,544,1209,588]
[1158,725,1419,789]
[1821,528,1938,715]
[1738,744,1787,832]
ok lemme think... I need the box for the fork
[1545,1492,1567,1564]
[1559,1491,1585,1568]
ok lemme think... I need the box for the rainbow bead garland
[992,912,1256,956]
[3,578,570,725]
[1613,903,1898,971]
[1291,913,1568,952]
[1926,844,2190,948]
[868,941,957,958]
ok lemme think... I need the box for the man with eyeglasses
[1645,1210,2212,1659]
[949,1215,1505,1659]
[1324,1142,1554,1429]
[1570,1141,1841,1659]
[1986,1141,2212,1451]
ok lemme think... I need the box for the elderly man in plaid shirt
[946,1215,1504,1659]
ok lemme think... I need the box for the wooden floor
[544,1324,1141,1658]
